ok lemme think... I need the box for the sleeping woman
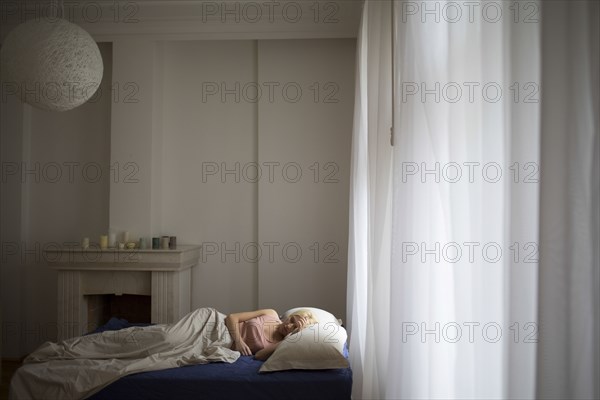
[10,307,318,400]
[226,308,318,360]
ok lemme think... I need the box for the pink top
[239,314,281,353]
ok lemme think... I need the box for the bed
[88,315,352,400]
[90,355,352,400]
[91,351,351,399]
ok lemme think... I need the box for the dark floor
[1,359,22,400]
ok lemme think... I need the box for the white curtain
[347,1,598,399]
[347,1,393,398]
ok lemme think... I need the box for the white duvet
[9,307,240,400]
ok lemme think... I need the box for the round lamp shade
[1,19,103,112]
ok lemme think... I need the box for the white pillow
[259,309,349,372]
[279,307,342,326]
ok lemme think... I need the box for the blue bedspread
[88,318,352,400]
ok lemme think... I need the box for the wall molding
[0,0,362,42]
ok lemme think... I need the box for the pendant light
[0,2,103,112]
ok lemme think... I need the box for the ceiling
[0,0,363,42]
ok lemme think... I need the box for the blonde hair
[285,309,318,334]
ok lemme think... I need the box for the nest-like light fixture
[1,17,103,112]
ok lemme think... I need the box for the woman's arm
[254,341,281,361]
[225,309,278,356]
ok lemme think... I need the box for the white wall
[109,39,159,240]
[161,40,259,313]
[159,39,355,317]
[0,43,113,357]
[1,37,354,357]
[257,39,354,319]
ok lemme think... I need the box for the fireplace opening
[87,294,151,332]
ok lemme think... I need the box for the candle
[122,231,130,243]
[99,235,108,249]
[152,237,159,249]
[82,237,90,249]
[160,236,170,249]
[108,232,117,248]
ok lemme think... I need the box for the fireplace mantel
[46,245,201,340]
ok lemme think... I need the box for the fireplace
[87,294,151,332]
[46,245,201,340]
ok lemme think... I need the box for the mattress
[87,318,353,400]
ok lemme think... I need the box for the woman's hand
[234,339,252,356]
[255,342,280,361]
